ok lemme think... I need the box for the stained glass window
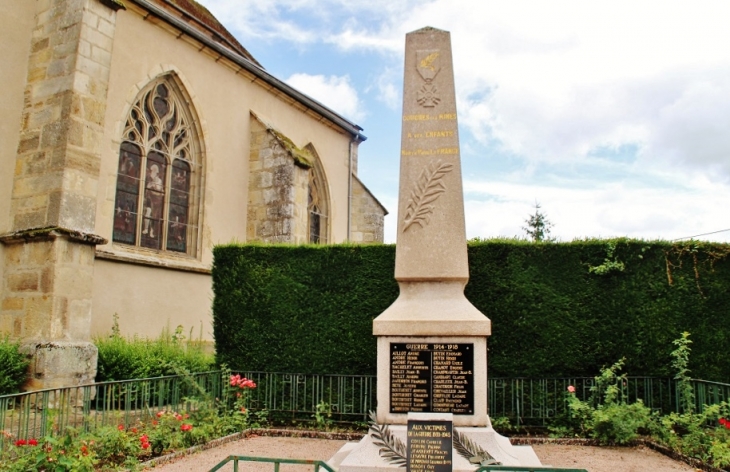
[308,166,328,244]
[112,77,201,256]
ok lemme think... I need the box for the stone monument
[329,27,541,470]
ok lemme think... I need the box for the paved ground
[147,435,699,472]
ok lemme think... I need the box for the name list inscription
[390,343,474,415]
[407,420,453,472]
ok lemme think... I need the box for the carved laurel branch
[403,160,454,232]
[368,411,502,469]
[368,411,407,466]
[453,429,501,466]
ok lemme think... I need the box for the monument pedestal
[329,426,542,472]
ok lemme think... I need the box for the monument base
[328,425,541,472]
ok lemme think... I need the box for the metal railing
[489,376,730,426]
[209,455,335,472]
[1,370,728,440]
[237,371,375,423]
[0,370,225,441]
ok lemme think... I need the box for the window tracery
[113,77,201,256]
[307,150,329,244]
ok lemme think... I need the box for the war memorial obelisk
[329,27,541,470]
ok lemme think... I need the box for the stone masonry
[0,0,122,390]
[247,114,312,243]
[350,176,387,244]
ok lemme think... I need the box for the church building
[0,0,386,389]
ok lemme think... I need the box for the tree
[523,202,554,242]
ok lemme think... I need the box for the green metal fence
[236,371,375,423]
[209,455,335,472]
[1,370,729,441]
[489,376,730,426]
[0,370,226,441]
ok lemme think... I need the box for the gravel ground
[146,434,701,472]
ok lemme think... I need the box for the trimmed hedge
[212,240,730,381]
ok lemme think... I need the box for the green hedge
[212,240,730,381]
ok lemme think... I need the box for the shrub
[557,358,654,444]
[0,336,29,395]
[95,322,214,381]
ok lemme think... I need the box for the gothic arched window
[112,77,202,256]
[306,146,329,244]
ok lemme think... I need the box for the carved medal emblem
[416,50,442,108]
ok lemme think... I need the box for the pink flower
[156,411,164,418]
[567,385,576,393]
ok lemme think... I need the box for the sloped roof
[148,0,261,67]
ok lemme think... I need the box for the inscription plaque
[390,343,474,414]
[407,419,453,472]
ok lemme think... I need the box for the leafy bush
[95,321,214,381]
[0,336,29,395]
[558,358,654,444]
[652,332,730,467]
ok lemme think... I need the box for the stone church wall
[0,2,37,321]
[1,0,386,381]
[350,177,387,244]
[88,1,364,339]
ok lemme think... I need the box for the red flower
[28,439,38,446]
[80,445,88,456]
[15,439,27,447]
[157,411,165,418]
[117,424,125,431]
[131,427,138,433]
[141,441,150,449]
[180,423,193,432]
[152,420,159,426]
[140,434,149,442]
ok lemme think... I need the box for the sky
[201,0,730,243]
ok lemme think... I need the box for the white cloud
[200,0,730,242]
[463,176,730,243]
[285,73,365,122]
